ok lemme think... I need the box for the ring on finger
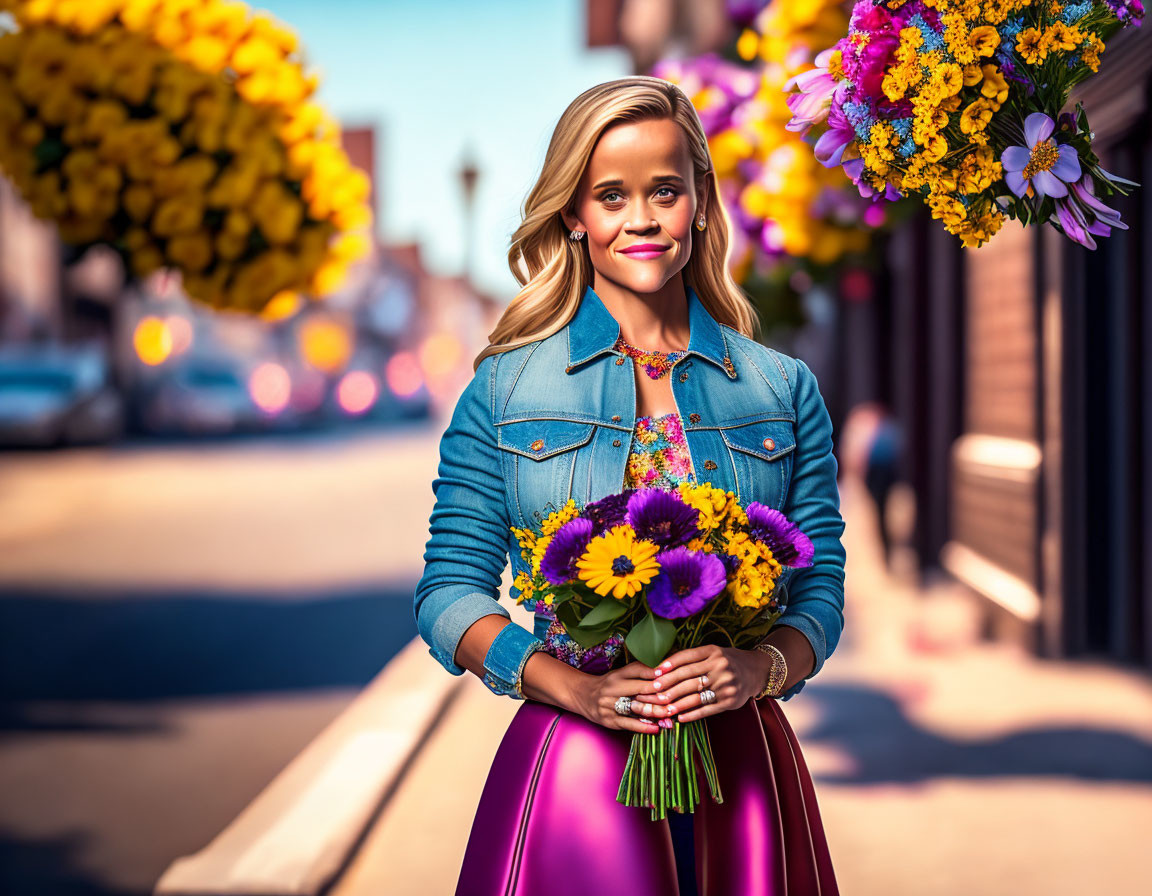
[698,674,709,690]
[699,688,716,706]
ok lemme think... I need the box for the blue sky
[256,0,630,298]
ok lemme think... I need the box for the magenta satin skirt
[454,696,839,895]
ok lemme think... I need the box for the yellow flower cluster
[721,529,783,609]
[850,0,1035,247]
[1016,22,1102,69]
[0,0,372,312]
[675,482,747,533]
[737,0,873,267]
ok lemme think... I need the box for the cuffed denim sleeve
[413,354,547,689]
[769,356,847,701]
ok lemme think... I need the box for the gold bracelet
[752,641,788,699]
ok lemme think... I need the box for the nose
[624,217,659,234]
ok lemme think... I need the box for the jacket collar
[565,284,736,379]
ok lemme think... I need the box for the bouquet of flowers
[510,483,814,821]
[0,0,372,311]
[784,0,1143,248]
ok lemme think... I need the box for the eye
[601,191,623,203]
[655,186,678,199]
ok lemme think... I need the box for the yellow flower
[959,97,996,136]
[678,483,744,531]
[1016,28,1046,65]
[512,571,536,606]
[980,65,1009,106]
[968,25,1000,58]
[576,525,660,600]
[541,499,580,536]
[152,195,205,237]
[166,233,213,273]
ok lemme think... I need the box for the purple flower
[1051,172,1129,250]
[1001,113,1082,199]
[625,489,701,548]
[540,518,594,585]
[585,490,633,535]
[646,547,727,619]
[745,503,815,567]
[843,157,902,202]
[815,94,856,168]
[1103,0,1144,25]
[716,551,741,577]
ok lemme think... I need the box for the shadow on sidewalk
[0,583,418,732]
[802,682,1152,786]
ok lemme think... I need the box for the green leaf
[580,595,630,628]
[554,598,617,648]
[625,611,678,668]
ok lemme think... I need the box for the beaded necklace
[612,334,688,380]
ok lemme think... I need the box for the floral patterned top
[533,412,696,673]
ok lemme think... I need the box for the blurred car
[139,356,272,436]
[0,343,125,448]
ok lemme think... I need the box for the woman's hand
[569,659,670,734]
[627,645,767,723]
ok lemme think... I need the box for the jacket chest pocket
[495,418,595,527]
[720,418,796,510]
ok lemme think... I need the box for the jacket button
[703,459,717,471]
[689,413,700,424]
[612,439,621,447]
[531,439,544,451]
[611,414,621,422]
[679,372,688,382]
[615,357,625,365]
[763,437,775,450]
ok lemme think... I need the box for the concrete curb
[153,637,464,896]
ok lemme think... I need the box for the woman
[413,76,846,896]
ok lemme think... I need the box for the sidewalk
[334,475,1152,896]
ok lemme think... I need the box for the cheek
[665,206,696,240]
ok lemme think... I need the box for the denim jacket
[413,284,846,702]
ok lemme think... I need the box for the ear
[560,206,583,235]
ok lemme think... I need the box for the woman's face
[562,117,708,296]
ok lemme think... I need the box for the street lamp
[458,148,479,282]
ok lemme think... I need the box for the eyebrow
[592,174,687,191]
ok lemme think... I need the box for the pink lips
[620,243,671,260]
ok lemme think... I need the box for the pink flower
[784,48,840,135]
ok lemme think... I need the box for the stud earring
[569,229,585,241]
[695,215,706,231]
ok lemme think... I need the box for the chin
[603,263,683,295]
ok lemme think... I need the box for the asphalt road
[0,421,445,895]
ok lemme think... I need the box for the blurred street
[334,473,1152,896]
[0,423,440,895]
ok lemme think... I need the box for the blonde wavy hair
[474,75,759,370]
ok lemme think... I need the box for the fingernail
[654,668,663,676]
[653,680,662,689]
[667,704,676,713]
[662,661,673,669]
